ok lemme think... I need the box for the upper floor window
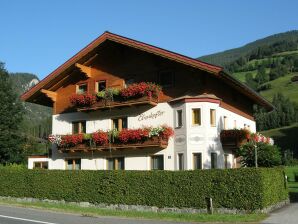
[176,110,183,128]
[210,109,216,127]
[77,83,87,94]
[66,159,81,170]
[107,157,124,170]
[112,117,128,131]
[223,116,228,130]
[158,70,174,88]
[96,80,106,92]
[72,121,86,134]
[124,78,135,88]
[192,108,201,126]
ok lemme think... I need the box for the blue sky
[1,0,298,79]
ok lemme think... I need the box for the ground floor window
[211,153,217,169]
[178,153,184,170]
[107,157,125,170]
[193,153,202,169]
[151,155,164,170]
[66,159,81,170]
[224,154,229,169]
[33,161,48,169]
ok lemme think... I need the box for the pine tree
[0,62,24,164]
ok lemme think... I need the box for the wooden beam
[41,89,57,102]
[75,63,92,78]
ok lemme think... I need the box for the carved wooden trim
[75,63,92,78]
[41,89,57,102]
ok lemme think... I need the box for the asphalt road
[261,202,298,224]
[0,205,196,224]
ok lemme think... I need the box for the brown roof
[20,31,273,111]
[170,93,221,103]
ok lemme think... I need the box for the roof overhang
[21,31,274,111]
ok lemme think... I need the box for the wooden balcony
[221,137,249,151]
[58,136,168,153]
[77,95,158,112]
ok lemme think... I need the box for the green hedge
[0,167,288,210]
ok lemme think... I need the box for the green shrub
[237,142,282,167]
[0,168,288,211]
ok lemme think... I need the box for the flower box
[78,95,159,112]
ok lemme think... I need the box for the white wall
[49,101,256,170]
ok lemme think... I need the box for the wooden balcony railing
[77,95,159,112]
[58,136,168,153]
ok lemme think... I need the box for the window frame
[211,152,217,169]
[33,161,48,169]
[151,155,164,170]
[95,80,107,92]
[72,120,86,134]
[223,116,228,130]
[176,109,183,128]
[210,109,216,127]
[178,153,184,170]
[111,117,128,131]
[192,108,202,126]
[65,158,81,170]
[76,82,88,94]
[107,157,125,170]
[193,153,202,170]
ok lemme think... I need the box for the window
[107,157,125,170]
[211,153,217,169]
[96,80,106,92]
[192,109,201,126]
[224,154,229,169]
[223,116,228,130]
[158,71,174,87]
[77,83,87,94]
[66,159,81,170]
[193,153,202,169]
[151,155,164,170]
[210,109,216,127]
[33,161,48,169]
[233,120,237,129]
[124,78,135,88]
[112,117,127,131]
[72,121,86,134]
[178,153,184,170]
[176,110,183,128]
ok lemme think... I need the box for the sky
[0,0,298,79]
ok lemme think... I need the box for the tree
[245,73,258,90]
[0,62,24,164]
[237,142,282,167]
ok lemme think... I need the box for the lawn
[0,198,267,223]
[285,166,298,202]
[259,74,298,104]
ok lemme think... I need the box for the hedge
[0,167,288,211]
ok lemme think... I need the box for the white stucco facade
[29,100,255,171]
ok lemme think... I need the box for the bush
[295,173,298,182]
[0,168,288,211]
[237,142,282,167]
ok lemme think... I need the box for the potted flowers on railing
[48,125,174,151]
[220,129,274,147]
[69,93,96,107]
[69,82,162,109]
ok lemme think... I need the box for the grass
[273,50,298,57]
[285,166,298,202]
[261,123,298,157]
[0,198,267,223]
[259,73,298,104]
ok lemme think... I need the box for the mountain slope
[198,30,298,66]
[9,73,52,138]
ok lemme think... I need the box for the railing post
[205,197,213,214]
